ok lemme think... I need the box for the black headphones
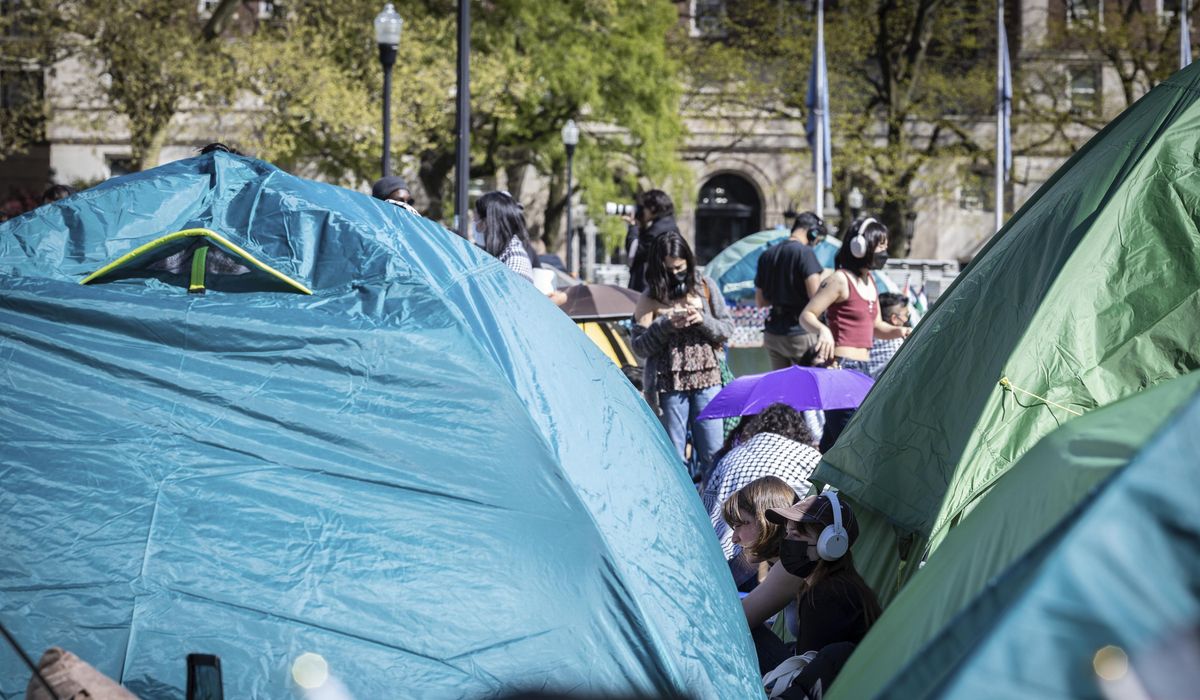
[793,213,826,243]
[808,215,825,243]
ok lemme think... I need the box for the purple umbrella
[697,365,875,419]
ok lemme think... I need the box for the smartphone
[186,654,224,700]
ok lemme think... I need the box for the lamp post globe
[561,119,580,276]
[847,186,864,219]
[374,3,403,177]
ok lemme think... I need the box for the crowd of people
[613,189,917,697]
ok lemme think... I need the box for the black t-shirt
[755,240,823,335]
[794,577,872,655]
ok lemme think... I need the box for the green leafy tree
[2,0,246,170]
[241,0,685,243]
[1015,0,1195,153]
[7,0,684,251]
[0,1,61,160]
[688,0,996,254]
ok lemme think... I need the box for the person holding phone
[631,231,733,483]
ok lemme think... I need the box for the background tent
[816,62,1200,601]
[828,370,1200,699]
[0,153,760,699]
[704,229,898,304]
[704,228,788,301]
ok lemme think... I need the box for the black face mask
[669,270,689,299]
[778,539,819,578]
[871,251,889,269]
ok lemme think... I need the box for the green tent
[828,371,1200,699]
[816,62,1200,601]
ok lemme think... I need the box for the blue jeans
[820,359,870,453]
[659,384,724,482]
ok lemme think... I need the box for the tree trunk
[541,166,566,253]
[418,149,455,225]
[881,197,912,258]
[131,118,171,172]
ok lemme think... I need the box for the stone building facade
[3,0,1182,264]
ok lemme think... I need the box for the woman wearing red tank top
[800,216,910,451]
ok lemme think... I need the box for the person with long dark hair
[744,491,882,694]
[799,216,909,451]
[631,230,733,482]
[475,190,539,282]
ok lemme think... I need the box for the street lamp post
[561,119,580,276]
[374,4,403,178]
[847,186,864,220]
[454,0,470,238]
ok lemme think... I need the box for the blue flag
[999,14,1012,181]
[806,15,832,186]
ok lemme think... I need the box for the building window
[196,0,220,18]
[957,166,995,212]
[1158,0,1184,19]
[1067,66,1100,116]
[106,155,136,178]
[1,0,26,37]
[1066,0,1101,25]
[689,0,726,38]
[0,68,43,110]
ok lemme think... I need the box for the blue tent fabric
[0,153,761,698]
[704,229,788,301]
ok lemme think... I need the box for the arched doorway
[694,173,762,264]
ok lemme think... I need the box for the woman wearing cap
[799,216,910,452]
[741,491,881,679]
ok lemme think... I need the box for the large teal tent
[829,371,1200,698]
[816,62,1200,601]
[0,153,760,698]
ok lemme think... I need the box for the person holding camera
[624,190,678,293]
[631,231,733,483]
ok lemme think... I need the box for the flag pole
[815,0,826,218]
[995,0,1005,233]
[1182,1,1192,70]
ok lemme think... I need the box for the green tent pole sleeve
[189,245,209,294]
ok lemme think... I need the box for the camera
[605,202,636,217]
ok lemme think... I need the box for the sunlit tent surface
[0,153,760,698]
[828,371,1200,699]
[816,62,1200,601]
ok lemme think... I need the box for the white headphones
[816,488,850,561]
[849,218,877,259]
